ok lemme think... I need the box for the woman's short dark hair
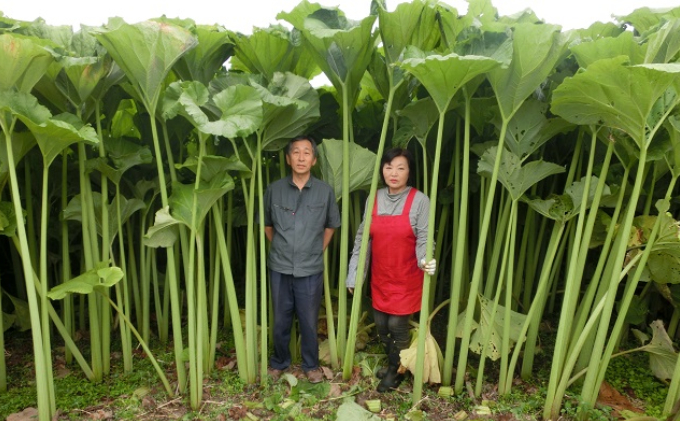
[380,148,415,186]
[285,135,318,157]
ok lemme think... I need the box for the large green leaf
[3,311,16,332]
[162,80,210,126]
[396,97,439,149]
[144,206,180,248]
[5,293,30,332]
[498,99,574,160]
[522,176,608,222]
[551,57,680,146]
[0,33,54,93]
[632,320,678,381]
[478,147,564,201]
[107,137,153,174]
[110,98,141,140]
[164,81,262,139]
[618,6,680,35]
[456,295,528,361]
[665,115,680,177]
[20,112,99,167]
[173,24,233,85]
[487,23,568,120]
[399,52,501,114]
[101,195,146,245]
[177,155,251,182]
[0,89,51,130]
[316,138,376,201]
[278,1,377,103]
[203,84,262,138]
[61,56,112,105]
[377,0,440,65]
[643,19,680,64]
[253,72,320,151]
[48,262,124,300]
[0,131,37,194]
[168,175,235,231]
[570,31,645,68]
[95,20,198,112]
[231,25,318,81]
[0,201,16,237]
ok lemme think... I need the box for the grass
[0,327,672,420]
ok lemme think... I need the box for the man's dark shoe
[305,368,324,384]
[376,366,389,379]
[376,367,404,392]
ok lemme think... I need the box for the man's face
[285,139,317,177]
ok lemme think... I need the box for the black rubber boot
[377,365,404,392]
[376,366,389,379]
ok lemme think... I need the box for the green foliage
[606,355,669,418]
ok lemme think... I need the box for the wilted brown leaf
[227,405,248,420]
[329,383,343,397]
[7,407,38,421]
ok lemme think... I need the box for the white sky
[1,0,679,33]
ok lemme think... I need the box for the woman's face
[382,155,409,194]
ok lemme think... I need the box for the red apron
[370,188,424,315]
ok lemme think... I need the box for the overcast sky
[1,0,679,33]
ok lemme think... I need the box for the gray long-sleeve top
[346,186,430,288]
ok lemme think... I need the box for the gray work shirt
[264,175,341,277]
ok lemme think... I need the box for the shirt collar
[287,174,314,189]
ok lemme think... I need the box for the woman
[346,148,436,392]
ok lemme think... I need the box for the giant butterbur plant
[3,2,680,420]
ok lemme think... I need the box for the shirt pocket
[272,203,295,231]
[306,203,327,229]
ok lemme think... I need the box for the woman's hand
[420,259,436,276]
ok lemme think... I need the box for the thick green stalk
[430,153,456,307]
[323,252,339,368]
[148,115,186,392]
[413,112,445,402]
[548,255,641,417]
[212,204,248,381]
[578,146,649,408]
[256,134,268,382]
[442,89,472,386]
[244,155,258,383]
[208,237,221,370]
[4,127,53,421]
[482,199,511,298]
[665,327,680,414]
[455,121,509,393]
[590,176,678,405]
[569,143,617,373]
[60,151,73,364]
[115,190,132,372]
[475,205,513,397]
[337,82,350,358]
[343,86,397,379]
[499,201,518,394]
[509,221,565,389]
[23,160,37,270]
[76,141,104,381]
[12,236,95,380]
[38,164,55,411]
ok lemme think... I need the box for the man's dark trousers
[269,270,324,372]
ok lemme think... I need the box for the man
[264,135,340,383]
